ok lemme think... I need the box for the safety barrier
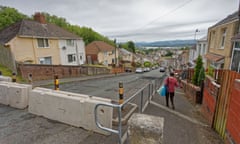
[94,77,163,144]
[29,87,113,135]
[0,76,12,82]
[0,81,32,109]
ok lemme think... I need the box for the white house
[59,39,86,65]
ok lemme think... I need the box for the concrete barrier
[0,81,32,109]
[128,113,164,144]
[82,98,112,135]
[29,89,85,127]
[29,87,112,135]
[0,83,9,105]
[0,76,11,82]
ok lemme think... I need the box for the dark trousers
[166,92,175,107]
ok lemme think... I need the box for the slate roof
[0,19,81,45]
[119,48,132,56]
[85,41,115,54]
[211,11,239,28]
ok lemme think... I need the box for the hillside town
[0,3,240,144]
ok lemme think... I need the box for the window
[220,28,226,49]
[234,42,240,49]
[203,44,206,54]
[39,57,52,64]
[104,51,107,56]
[37,38,49,48]
[66,40,74,46]
[210,31,215,49]
[68,54,76,63]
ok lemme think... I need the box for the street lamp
[114,39,117,67]
[194,29,200,40]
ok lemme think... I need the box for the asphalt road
[0,69,223,144]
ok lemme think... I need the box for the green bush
[192,55,205,86]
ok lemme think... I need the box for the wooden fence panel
[213,70,239,138]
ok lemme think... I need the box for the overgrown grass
[0,64,26,82]
[0,64,12,76]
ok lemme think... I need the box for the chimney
[34,12,46,24]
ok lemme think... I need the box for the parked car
[125,67,132,72]
[159,67,166,72]
[135,67,143,73]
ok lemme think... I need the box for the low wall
[181,80,201,104]
[18,64,110,81]
[225,79,240,144]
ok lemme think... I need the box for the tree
[127,41,136,53]
[0,6,28,30]
[192,55,205,86]
[144,61,151,67]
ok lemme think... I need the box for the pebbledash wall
[18,64,110,81]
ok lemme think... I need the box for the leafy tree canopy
[0,6,114,46]
[0,6,28,30]
[144,61,151,67]
[119,41,136,54]
[39,12,114,45]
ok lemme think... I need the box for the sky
[0,0,239,42]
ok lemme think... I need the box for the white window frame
[66,39,74,46]
[220,28,226,49]
[67,54,76,63]
[37,38,49,48]
[39,56,52,64]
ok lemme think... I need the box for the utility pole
[114,39,117,67]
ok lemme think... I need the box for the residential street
[0,69,223,144]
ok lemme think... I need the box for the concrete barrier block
[0,76,12,82]
[8,85,29,109]
[0,83,9,105]
[29,89,85,127]
[29,87,113,135]
[128,113,164,144]
[82,98,112,135]
[0,82,32,109]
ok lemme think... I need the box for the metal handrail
[94,78,162,144]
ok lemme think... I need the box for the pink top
[164,76,178,93]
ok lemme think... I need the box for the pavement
[1,73,224,144]
[144,88,224,144]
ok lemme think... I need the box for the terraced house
[0,13,85,71]
[205,11,239,70]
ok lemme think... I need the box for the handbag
[158,85,166,96]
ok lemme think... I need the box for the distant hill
[136,40,196,48]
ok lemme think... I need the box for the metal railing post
[12,72,16,82]
[54,74,59,90]
[140,91,143,113]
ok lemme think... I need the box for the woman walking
[165,72,178,109]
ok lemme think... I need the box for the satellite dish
[62,46,66,50]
